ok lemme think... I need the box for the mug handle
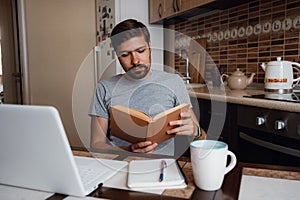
[224,151,237,175]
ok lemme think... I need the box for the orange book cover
[109,104,189,144]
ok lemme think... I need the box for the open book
[109,103,189,144]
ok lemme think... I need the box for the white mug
[190,140,237,191]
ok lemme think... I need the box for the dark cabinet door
[192,97,238,153]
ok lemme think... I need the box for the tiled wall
[174,0,300,83]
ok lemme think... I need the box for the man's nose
[131,52,140,65]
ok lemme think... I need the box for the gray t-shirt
[89,70,192,155]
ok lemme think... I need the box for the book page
[145,104,189,144]
[110,105,150,143]
[153,104,189,121]
[111,105,151,123]
[109,104,190,144]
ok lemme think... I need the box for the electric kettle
[261,57,300,93]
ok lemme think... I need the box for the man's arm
[90,116,115,150]
[189,108,207,140]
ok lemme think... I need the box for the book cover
[109,103,189,144]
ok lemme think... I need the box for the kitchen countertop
[188,83,300,113]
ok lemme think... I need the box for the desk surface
[45,148,300,200]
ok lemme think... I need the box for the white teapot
[220,68,255,90]
[261,57,300,92]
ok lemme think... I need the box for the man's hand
[167,109,197,137]
[130,141,158,153]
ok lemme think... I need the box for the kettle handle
[220,74,229,85]
[291,62,300,67]
[292,66,300,87]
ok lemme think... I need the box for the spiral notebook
[127,158,187,189]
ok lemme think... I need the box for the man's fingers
[131,142,157,153]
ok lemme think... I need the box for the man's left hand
[166,109,197,137]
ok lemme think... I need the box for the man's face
[116,36,151,80]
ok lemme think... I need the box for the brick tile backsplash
[174,0,300,84]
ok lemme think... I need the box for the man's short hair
[110,19,150,50]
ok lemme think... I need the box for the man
[89,19,205,156]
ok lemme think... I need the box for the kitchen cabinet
[194,98,238,154]
[189,0,215,8]
[163,0,181,19]
[149,0,216,24]
[149,0,180,24]
[194,95,300,167]
[149,0,164,23]
[176,97,236,157]
[149,0,253,24]
[163,0,193,19]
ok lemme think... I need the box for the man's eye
[137,48,146,53]
[120,53,129,57]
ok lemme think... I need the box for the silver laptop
[0,104,127,197]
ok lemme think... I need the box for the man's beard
[126,64,151,80]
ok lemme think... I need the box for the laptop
[0,104,127,197]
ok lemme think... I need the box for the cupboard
[149,0,252,24]
[149,0,215,23]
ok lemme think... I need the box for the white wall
[21,0,163,148]
[22,0,96,147]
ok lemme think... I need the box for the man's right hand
[130,141,158,153]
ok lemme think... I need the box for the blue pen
[159,160,167,182]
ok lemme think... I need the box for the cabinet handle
[173,0,177,12]
[158,3,162,18]
[176,0,180,12]
[240,132,300,157]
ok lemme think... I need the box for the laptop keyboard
[78,165,106,186]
